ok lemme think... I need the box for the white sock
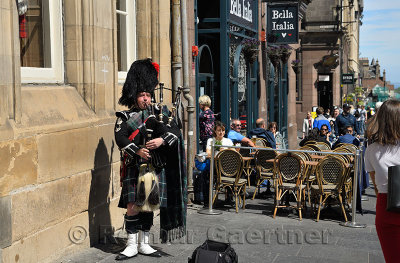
[120,233,138,257]
[138,231,157,255]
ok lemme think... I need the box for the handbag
[387,165,400,212]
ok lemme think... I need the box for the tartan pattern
[118,166,138,208]
[118,164,167,209]
[126,106,170,132]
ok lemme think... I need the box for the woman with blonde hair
[365,99,400,263]
[198,95,215,152]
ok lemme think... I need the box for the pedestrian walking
[365,99,400,263]
[302,112,314,139]
[313,107,331,132]
[335,103,359,136]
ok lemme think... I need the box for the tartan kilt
[118,164,167,209]
[118,165,139,208]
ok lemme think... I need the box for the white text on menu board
[230,0,252,22]
[271,10,294,30]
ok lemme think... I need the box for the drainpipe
[181,0,195,201]
[172,0,182,92]
[172,0,194,201]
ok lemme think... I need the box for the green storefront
[195,0,259,150]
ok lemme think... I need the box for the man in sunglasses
[227,119,256,148]
[332,125,360,149]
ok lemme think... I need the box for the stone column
[0,1,21,126]
[137,0,151,59]
[151,0,160,63]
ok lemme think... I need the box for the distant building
[360,57,395,91]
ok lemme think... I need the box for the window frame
[20,0,64,84]
[117,0,136,82]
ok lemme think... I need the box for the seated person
[247,118,276,149]
[332,125,360,149]
[318,124,330,144]
[268,122,286,150]
[299,126,330,147]
[227,119,256,148]
[206,121,234,158]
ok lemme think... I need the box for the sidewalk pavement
[55,186,384,263]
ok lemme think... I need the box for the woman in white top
[302,111,314,139]
[206,121,234,158]
[364,99,400,263]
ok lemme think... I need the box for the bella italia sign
[229,0,255,29]
[267,3,298,44]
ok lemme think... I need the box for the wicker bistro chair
[315,141,331,151]
[212,149,247,213]
[251,148,278,200]
[251,138,270,148]
[304,140,317,146]
[333,143,358,153]
[333,147,355,205]
[310,156,349,222]
[273,153,306,220]
[293,151,314,206]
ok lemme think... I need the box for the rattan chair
[333,143,358,153]
[310,156,348,222]
[251,138,270,148]
[304,140,317,146]
[333,147,355,205]
[315,141,331,151]
[212,149,247,213]
[252,148,277,200]
[273,153,306,220]
[294,151,313,206]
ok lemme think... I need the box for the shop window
[20,0,63,83]
[117,0,136,82]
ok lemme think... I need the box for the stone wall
[0,0,173,262]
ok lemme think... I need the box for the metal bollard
[340,149,366,228]
[198,138,222,215]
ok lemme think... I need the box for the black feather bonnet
[119,58,159,108]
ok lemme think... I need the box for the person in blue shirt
[247,118,276,149]
[332,125,360,149]
[227,119,256,148]
[313,107,331,132]
[335,103,359,136]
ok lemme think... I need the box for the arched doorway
[198,44,215,113]
[196,44,215,152]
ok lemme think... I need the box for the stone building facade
[0,0,194,262]
[360,58,394,91]
[295,0,363,130]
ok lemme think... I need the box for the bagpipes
[154,82,183,129]
[135,83,183,212]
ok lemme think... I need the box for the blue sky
[360,0,400,86]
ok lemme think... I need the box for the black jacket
[248,128,276,149]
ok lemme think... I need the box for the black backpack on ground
[188,240,238,263]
